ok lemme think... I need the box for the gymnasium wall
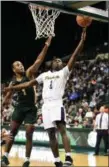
[2,126,104,151]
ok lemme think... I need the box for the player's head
[51,58,63,71]
[12,61,25,74]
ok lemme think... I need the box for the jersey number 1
[49,80,53,89]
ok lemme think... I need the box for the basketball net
[29,4,60,39]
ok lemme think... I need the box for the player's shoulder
[38,71,51,78]
[63,65,69,70]
[60,65,69,72]
[42,71,50,76]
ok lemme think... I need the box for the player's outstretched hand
[81,28,86,41]
[45,36,53,47]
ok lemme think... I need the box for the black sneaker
[55,161,63,167]
[63,156,73,167]
[1,156,10,166]
[22,161,30,167]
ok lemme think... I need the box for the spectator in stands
[73,120,82,128]
[73,120,79,128]
[78,108,85,118]
[85,108,93,119]
[89,97,96,108]
[66,114,71,128]
[74,112,82,123]
[83,119,92,128]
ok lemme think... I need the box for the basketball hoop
[29,4,60,39]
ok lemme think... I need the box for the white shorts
[42,102,66,130]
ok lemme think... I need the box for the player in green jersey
[1,36,52,167]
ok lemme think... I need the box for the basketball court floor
[1,145,108,166]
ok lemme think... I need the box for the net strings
[29,5,60,39]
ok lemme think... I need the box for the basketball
[76,15,92,27]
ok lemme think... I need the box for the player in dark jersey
[1,36,52,167]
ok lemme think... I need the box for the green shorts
[12,105,37,125]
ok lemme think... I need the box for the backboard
[17,1,108,22]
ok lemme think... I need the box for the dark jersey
[11,74,35,107]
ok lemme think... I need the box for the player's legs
[2,107,25,166]
[5,121,21,153]
[47,128,59,157]
[56,121,73,166]
[1,120,21,166]
[21,124,35,167]
[47,128,63,167]
[25,125,35,158]
[4,107,25,153]
[42,104,63,167]
[56,121,71,153]
[22,106,37,167]
[55,107,71,153]
[50,105,73,166]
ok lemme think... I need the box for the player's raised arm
[67,28,86,71]
[26,36,52,78]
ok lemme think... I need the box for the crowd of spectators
[1,53,109,129]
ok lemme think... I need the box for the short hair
[12,61,17,69]
[104,104,109,109]
[11,61,19,69]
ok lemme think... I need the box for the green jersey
[12,74,35,107]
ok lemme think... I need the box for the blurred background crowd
[1,53,109,128]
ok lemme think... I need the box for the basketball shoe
[55,161,63,167]
[1,155,10,166]
[63,156,73,167]
[22,161,30,167]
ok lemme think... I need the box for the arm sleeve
[36,73,44,84]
